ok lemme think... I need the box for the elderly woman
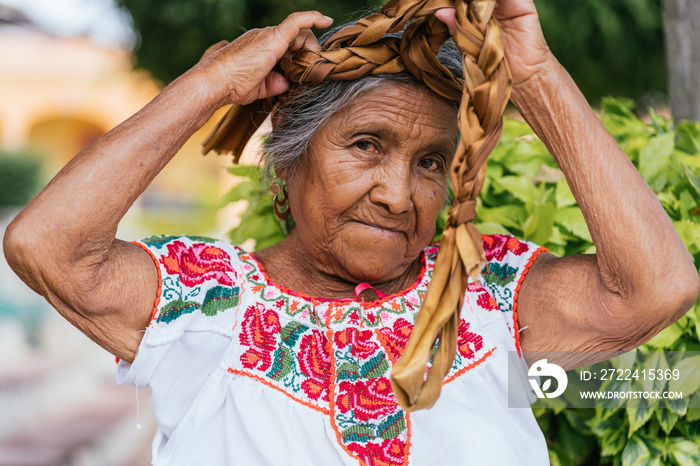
[3,0,699,464]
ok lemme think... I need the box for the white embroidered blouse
[117,234,549,466]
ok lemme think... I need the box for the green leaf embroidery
[336,362,360,381]
[201,286,240,316]
[280,322,307,346]
[340,425,376,443]
[359,352,390,378]
[140,235,177,249]
[377,412,406,440]
[266,345,294,381]
[156,299,199,324]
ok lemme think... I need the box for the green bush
[221,97,700,464]
[0,152,42,206]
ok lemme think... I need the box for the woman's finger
[289,29,322,53]
[434,8,456,36]
[270,11,333,51]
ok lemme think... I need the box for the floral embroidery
[162,240,236,287]
[298,331,332,401]
[331,327,409,466]
[140,234,544,466]
[376,319,412,363]
[335,328,379,359]
[240,303,281,371]
[457,320,484,359]
[467,282,499,312]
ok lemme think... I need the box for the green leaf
[673,221,700,255]
[627,397,654,437]
[477,204,527,230]
[601,427,627,456]
[676,121,700,155]
[638,132,675,189]
[558,413,593,461]
[555,178,577,208]
[669,355,700,399]
[491,176,539,204]
[642,352,670,394]
[687,409,700,422]
[473,221,512,236]
[687,420,700,439]
[669,438,700,466]
[227,165,263,178]
[644,322,684,349]
[548,448,563,466]
[655,408,679,435]
[621,434,651,466]
[554,207,593,242]
[523,201,555,244]
[684,166,700,205]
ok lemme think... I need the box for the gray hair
[263,23,464,179]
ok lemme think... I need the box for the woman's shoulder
[131,234,246,341]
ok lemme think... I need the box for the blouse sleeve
[480,234,547,354]
[117,235,243,389]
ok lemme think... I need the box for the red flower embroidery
[376,318,413,363]
[161,241,234,287]
[481,234,509,262]
[334,328,378,359]
[506,236,529,256]
[457,320,484,360]
[239,303,280,371]
[347,438,405,466]
[468,282,499,311]
[298,331,331,401]
[482,235,529,263]
[337,378,397,422]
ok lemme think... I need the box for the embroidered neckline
[244,246,432,306]
[236,245,439,329]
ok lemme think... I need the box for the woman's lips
[356,221,404,237]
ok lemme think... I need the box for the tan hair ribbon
[202,0,512,411]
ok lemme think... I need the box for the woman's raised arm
[437,2,699,368]
[2,12,333,362]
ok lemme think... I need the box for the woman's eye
[419,157,441,171]
[354,140,377,152]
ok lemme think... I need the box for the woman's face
[285,81,459,284]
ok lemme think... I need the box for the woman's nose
[369,166,414,214]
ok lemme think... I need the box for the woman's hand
[435,0,553,89]
[187,11,332,106]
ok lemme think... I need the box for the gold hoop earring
[270,182,290,220]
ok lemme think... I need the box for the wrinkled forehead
[327,81,459,135]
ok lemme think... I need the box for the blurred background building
[0,2,246,465]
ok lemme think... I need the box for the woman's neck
[253,235,423,301]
